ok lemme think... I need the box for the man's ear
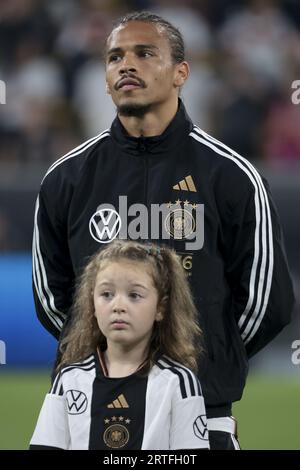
[106,82,111,95]
[174,61,190,88]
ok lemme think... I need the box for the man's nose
[119,54,137,74]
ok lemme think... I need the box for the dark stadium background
[0,0,299,449]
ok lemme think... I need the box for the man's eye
[139,51,152,58]
[108,55,121,62]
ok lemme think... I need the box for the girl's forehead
[96,258,155,281]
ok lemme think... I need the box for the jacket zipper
[143,155,149,206]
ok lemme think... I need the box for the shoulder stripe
[190,126,274,345]
[32,196,66,334]
[162,357,202,396]
[61,360,96,377]
[50,357,95,394]
[61,364,96,378]
[156,360,187,399]
[157,357,202,399]
[49,360,95,395]
[42,129,110,183]
[161,357,196,397]
[66,355,95,367]
[50,372,62,395]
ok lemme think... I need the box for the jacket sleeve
[221,170,295,358]
[32,172,75,339]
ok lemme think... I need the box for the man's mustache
[115,75,146,91]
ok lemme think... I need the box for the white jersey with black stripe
[143,357,208,450]
[29,354,209,450]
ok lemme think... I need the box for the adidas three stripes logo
[173,175,197,192]
[107,394,129,409]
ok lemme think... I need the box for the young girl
[30,240,209,450]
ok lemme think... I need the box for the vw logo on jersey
[193,415,208,440]
[89,208,121,244]
[66,390,88,415]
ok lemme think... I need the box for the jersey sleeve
[170,374,209,450]
[30,374,70,450]
[30,395,70,450]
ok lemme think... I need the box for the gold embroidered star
[184,200,190,206]
[125,419,131,424]
[175,199,182,205]
[192,203,198,210]
[104,418,110,424]
[119,416,124,421]
[111,416,117,422]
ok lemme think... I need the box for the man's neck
[118,98,178,138]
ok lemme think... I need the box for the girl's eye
[101,291,113,298]
[129,292,141,299]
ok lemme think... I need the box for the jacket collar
[110,99,193,157]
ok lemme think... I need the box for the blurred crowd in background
[1,0,300,253]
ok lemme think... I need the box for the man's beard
[117,102,152,118]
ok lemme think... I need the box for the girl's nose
[113,306,126,313]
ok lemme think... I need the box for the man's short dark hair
[109,11,185,64]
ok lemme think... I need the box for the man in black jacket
[32,12,295,449]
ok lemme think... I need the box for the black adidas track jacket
[32,99,295,416]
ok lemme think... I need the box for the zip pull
[138,137,146,152]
